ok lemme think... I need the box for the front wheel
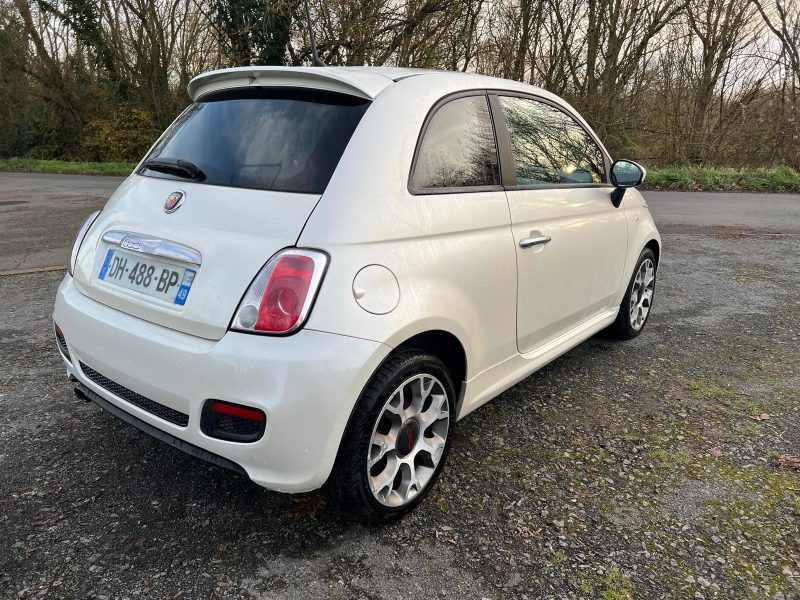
[610,248,657,339]
[331,350,455,523]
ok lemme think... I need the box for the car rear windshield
[139,88,371,194]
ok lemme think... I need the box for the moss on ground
[599,568,634,600]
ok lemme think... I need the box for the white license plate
[97,248,196,305]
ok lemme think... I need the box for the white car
[53,66,660,521]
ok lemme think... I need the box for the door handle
[519,234,551,249]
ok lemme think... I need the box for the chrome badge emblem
[120,237,142,252]
[164,191,185,213]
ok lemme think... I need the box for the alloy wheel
[367,374,450,507]
[629,258,655,331]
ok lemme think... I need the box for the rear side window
[498,96,606,186]
[141,88,370,194]
[411,95,500,191]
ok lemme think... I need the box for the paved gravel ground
[1,174,799,599]
[0,174,118,273]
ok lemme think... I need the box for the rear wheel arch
[331,348,456,522]
[330,329,467,483]
[644,238,660,268]
[395,330,467,413]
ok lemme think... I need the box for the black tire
[609,248,657,339]
[331,349,455,524]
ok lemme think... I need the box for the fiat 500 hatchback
[54,66,660,521]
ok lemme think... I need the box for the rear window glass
[140,88,370,194]
[411,95,500,191]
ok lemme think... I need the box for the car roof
[187,66,555,103]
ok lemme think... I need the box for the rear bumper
[75,383,248,476]
[53,274,391,492]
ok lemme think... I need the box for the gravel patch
[1,224,799,599]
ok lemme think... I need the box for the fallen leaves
[772,454,800,471]
[434,525,458,544]
[282,494,327,520]
[749,413,770,421]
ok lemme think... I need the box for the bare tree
[753,0,800,168]
[3,0,800,167]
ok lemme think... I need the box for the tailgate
[72,175,320,340]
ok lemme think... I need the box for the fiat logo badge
[164,191,185,213]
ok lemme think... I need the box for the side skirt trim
[457,308,618,418]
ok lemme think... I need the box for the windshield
[140,88,370,194]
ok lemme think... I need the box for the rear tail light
[201,400,266,442]
[69,210,101,276]
[231,248,328,335]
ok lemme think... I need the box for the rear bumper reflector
[54,322,71,362]
[201,400,266,443]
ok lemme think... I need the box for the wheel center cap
[396,420,420,457]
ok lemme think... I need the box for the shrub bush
[645,165,800,193]
[83,106,161,163]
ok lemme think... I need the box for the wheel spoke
[370,453,400,497]
[644,265,655,287]
[420,375,435,399]
[369,432,394,468]
[418,392,447,427]
[384,390,404,418]
[399,377,422,418]
[417,432,446,461]
[396,462,419,503]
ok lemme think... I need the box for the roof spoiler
[187,67,395,101]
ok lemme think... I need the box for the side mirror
[610,160,646,207]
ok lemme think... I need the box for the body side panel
[298,76,519,384]
[506,186,629,353]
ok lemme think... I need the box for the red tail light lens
[209,400,265,422]
[231,249,328,335]
[256,254,314,332]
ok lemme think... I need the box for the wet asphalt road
[1,173,799,599]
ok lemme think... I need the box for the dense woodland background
[0,0,798,169]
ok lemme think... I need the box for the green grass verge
[645,165,800,193]
[1,157,799,192]
[0,157,134,176]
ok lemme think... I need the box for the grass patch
[688,377,765,416]
[1,157,798,192]
[647,448,692,470]
[600,568,634,600]
[645,165,800,193]
[0,157,134,176]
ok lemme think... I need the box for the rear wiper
[143,158,206,181]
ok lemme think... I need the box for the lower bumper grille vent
[79,362,189,427]
[216,414,262,437]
